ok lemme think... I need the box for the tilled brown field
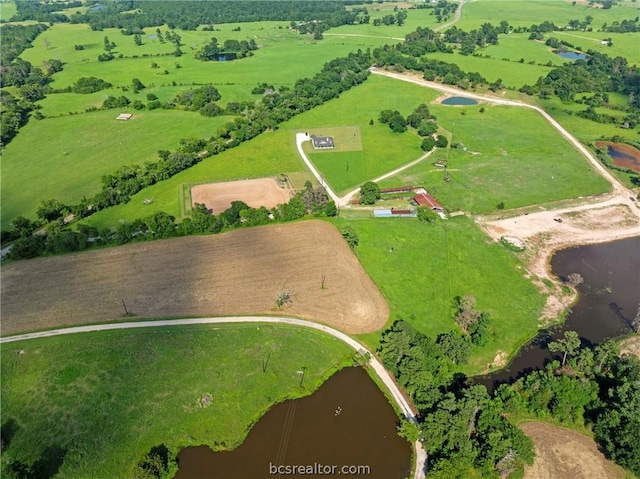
[1,221,389,336]
[521,422,626,479]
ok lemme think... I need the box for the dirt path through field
[521,422,626,479]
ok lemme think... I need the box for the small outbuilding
[310,135,335,149]
[116,113,132,120]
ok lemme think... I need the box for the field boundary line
[0,315,427,479]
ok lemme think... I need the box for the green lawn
[1,110,231,229]
[377,103,611,213]
[0,325,353,478]
[335,216,545,373]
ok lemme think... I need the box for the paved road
[1,316,427,479]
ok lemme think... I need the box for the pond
[595,141,640,173]
[478,236,640,391]
[441,96,478,106]
[554,50,588,61]
[174,367,412,478]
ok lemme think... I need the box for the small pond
[554,50,588,61]
[441,96,478,106]
[174,367,412,478]
[595,141,640,173]
[478,236,640,391]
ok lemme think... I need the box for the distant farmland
[1,220,389,336]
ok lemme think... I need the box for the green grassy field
[20,22,388,115]
[82,75,435,227]
[336,216,545,373]
[0,110,230,229]
[81,128,306,228]
[0,0,16,21]
[376,102,611,213]
[428,51,555,88]
[455,0,640,30]
[0,324,353,478]
[482,33,567,65]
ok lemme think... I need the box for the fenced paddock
[300,126,363,153]
[190,178,293,214]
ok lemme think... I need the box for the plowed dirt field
[1,221,389,336]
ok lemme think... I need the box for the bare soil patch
[620,335,640,360]
[521,422,626,479]
[191,178,292,214]
[561,205,639,230]
[1,221,389,336]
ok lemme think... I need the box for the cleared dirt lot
[1,221,389,336]
[191,178,292,214]
[521,422,626,479]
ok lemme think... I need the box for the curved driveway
[371,69,639,216]
[1,316,427,479]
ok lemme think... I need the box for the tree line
[2,49,371,243]
[7,180,337,261]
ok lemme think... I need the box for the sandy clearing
[521,422,626,479]
[191,178,293,214]
[620,335,640,360]
[0,220,389,336]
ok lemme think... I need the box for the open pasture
[0,325,351,478]
[335,216,544,373]
[83,75,434,227]
[428,51,555,88]
[82,128,305,228]
[0,0,16,21]
[20,22,388,114]
[377,103,611,213]
[289,75,435,194]
[455,0,640,30]
[1,220,389,335]
[328,4,442,39]
[482,34,567,66]
[0,109,230,229]
[190,178,293,214]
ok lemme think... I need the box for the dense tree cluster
[442,22,510,55]
[10,0,81,23]
[195,37,258,62]
[521,51,640,109]
[49,1,364,32]
[378,320,534,477]
[0,24,65,146]
[0,23,48,66]
[415,0,458,24]
[359,181,381,205]
[496,334,640,476]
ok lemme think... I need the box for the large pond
[554,50,588,61]
[174,367,412,478]
[478,236,640,391]
[441,96,478,106]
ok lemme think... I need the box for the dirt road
[0,315,427,479]
[371,68,640,322]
